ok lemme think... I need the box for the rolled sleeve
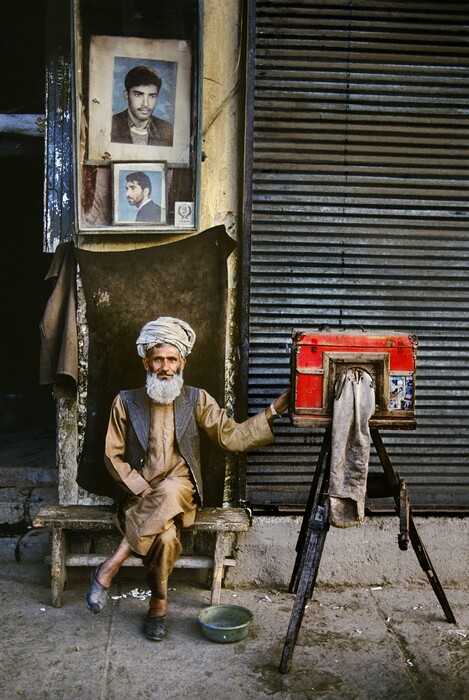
[195,389,275,452]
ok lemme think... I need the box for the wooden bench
[32,505,250,608]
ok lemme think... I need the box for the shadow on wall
[0,156,55,432]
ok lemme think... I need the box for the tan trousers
[118,465,197,601]
[142,522,182,600]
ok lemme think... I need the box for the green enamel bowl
[197,604,253,643]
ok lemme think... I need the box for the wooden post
[50,527,67,608]
[211,532,227,605]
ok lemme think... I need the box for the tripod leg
[290,427,331,593]
[371,429,457,624]
[408,516,457,624]
[398,478,410,551]
[280,501,330,674]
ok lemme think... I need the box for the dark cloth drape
[74,225,236,502]
[39,241,78,399]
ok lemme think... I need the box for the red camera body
[290,329,418,430]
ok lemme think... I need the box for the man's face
[143,345,186,380]
[125,83,159,124]
[126,181,147,208]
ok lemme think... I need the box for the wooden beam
[0,114,45,137]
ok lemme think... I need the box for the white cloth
[329,368,375,528]
[136,316,196,357]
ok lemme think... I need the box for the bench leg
[210,532,227,605]
[50,527,67,608]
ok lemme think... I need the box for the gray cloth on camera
[329,367,375,528]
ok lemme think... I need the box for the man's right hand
[140,486,153,498]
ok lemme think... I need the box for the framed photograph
[88,35,192,165]
[113,162,166,225]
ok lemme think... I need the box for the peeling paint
[93,289,111,307]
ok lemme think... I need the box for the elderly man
[86,316,289,641]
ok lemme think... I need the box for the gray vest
[119,385,203,502]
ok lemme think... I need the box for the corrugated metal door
[243,0,469,511]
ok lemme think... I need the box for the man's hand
[273,388,290,415]
[140,486,153,498]
[266,388,290,423]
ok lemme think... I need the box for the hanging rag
[39,241,78,399]
[329,367,375,528]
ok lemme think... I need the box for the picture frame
[88,35,192,165]
[112,162,166,225]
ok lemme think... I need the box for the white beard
[145,371,184,404]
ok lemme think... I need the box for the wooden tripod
[279,426,457,674]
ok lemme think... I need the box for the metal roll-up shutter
[243,0,469,511]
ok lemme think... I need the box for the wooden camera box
[290,329,418,430]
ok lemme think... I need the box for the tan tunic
[105,389,274,555]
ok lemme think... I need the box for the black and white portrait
[88,36,191,164]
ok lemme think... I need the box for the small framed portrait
[113,162,166,225]
[88,35,192,164]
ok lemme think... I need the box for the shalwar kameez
[105,388,274,604]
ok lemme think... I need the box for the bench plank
[33,505,116,529]
[62,554,235,568]
[33,505,249,532]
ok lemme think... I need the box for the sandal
[85,565,110,614]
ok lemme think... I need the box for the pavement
[0,562,468,700]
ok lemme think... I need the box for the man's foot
[143,615,167,641]
[85,565,110,614]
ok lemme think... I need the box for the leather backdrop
[74,225,236,503]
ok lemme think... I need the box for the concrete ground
[0,562,467,700]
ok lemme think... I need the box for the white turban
[136,316,196,358]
